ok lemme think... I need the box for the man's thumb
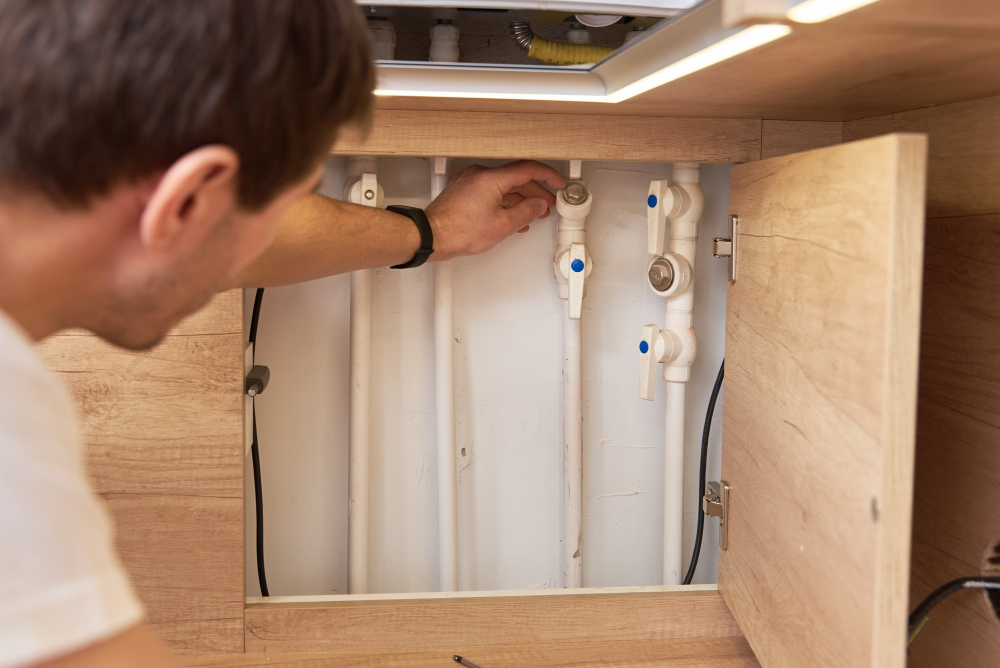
[504,197,548,233]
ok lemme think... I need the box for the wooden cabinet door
[720,133,927,668]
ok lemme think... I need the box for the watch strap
[387,205,435,269]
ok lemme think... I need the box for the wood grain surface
[244,588,743,654]
[334,110,762,163]
[847,95,1000,668]
[187,637,759,668]
[760,120,842,159]
[720,134,926,668]
[37,290,246,655]
[844,95,1000,218]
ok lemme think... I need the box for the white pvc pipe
[347,157,378,595]
[429,24,460,594]
[563,305,584,588]
[554,177,590,589]
[663,382,685,584]
[431,159,459,592]
[661,162,703,586]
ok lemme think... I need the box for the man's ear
[139,145,240,251]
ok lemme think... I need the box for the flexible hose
[908,576,1000,636]
[249,288,269,597]
[682,359,724,585]
[509,22,614,66]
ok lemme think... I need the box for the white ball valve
[554,182,593,320]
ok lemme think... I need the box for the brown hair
[0,0,374,210]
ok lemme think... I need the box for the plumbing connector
[647,174,705,256]
[347,172,384,208]
[638,317,697,400]
[554,183,593,317]
[662,312,697,384]
[646,253,692,298]
[430,20,460,62]
[367,19,396,61]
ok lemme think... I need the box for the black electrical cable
[249,288,269,597]
[908,576,1000,637]
[682,359,724,586]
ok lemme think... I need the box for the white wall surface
[245,156,728,596]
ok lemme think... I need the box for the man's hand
[233,160,566,288]
[426,160,566,261]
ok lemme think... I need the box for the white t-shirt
[0,309,143,668]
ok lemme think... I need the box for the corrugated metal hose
[509,22,614,66]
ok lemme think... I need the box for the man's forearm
[235,193,421,288]
[234,160,566,288]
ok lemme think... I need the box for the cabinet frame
[40,115,938,668]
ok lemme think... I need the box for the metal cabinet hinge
[712,215,738,285]
[703,480,730,550]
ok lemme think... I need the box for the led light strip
[375,24,790,103]
[787,0,882,23]
[603,24,790,102]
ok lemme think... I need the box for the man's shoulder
[0,310,78,446]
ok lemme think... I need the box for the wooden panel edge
[871,133,927,667]
[244,588,743,653]
[333,110,762,164]
[186,638,760,668]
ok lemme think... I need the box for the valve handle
[647,180,669,256]
[568,243,587,319]
[647,179,685,256]
[639,324,659,401]
[348,172,384,208]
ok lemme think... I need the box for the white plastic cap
[430,22,460,62]
[367,20,396,60]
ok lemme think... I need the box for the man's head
[0,0,373,347]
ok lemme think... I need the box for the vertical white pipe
[347,157,377,594]
[429,22,460,594]
[555,173,589,589]
[663,382,686,584]
[563,305,584,588]
[348,268,371,595]
[661,162,703,586]
[432,159,459,592]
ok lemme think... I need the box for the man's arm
[234,160,566,288]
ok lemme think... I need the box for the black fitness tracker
[387,205,435,269]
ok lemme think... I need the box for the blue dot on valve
[639,340,649,354]
[647,194,657,208]
[571,258,585,273]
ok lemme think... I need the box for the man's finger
[513,180,558,208]
[502,192,551,219]
[502,196,549,234]
[456,164,487,182]
[491,160,566,193]
[501,192,525,209]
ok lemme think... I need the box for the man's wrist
[425,208,459,262]
[387,205,435,269]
